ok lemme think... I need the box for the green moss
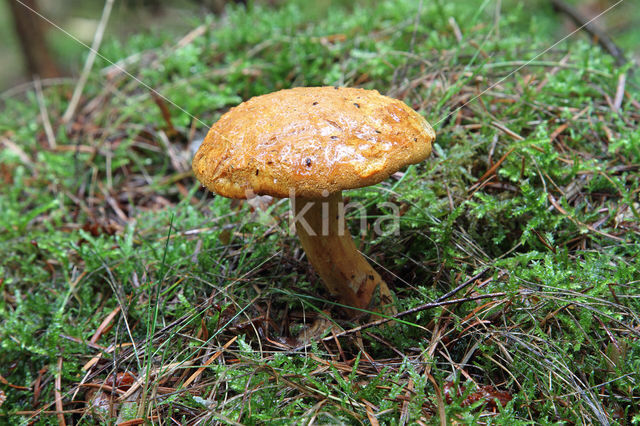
[1,0,638,423]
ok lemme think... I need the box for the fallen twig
[308,270,503,347]
[550,0,627,66]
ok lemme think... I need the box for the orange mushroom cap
[193,86,435,199]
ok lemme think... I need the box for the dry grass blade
[0,137,33,168]
[549,107,589,142]
[491,121,524,141]
[62,0,115,123]
[90,306,121,344]
[426,374,446,426]
[547,194,623,241]
[613,72,626,112]
[55,357,65,426]
[182,336,238,389]
[116,418,158,426]
[469,147,515,193]
[364,399,381,426]
[0,373,29,390]
[34,76,56,148]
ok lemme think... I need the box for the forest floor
[1,0,639,424]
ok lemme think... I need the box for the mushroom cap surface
[192,86,435,199]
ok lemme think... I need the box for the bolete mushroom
[193,86,435,316]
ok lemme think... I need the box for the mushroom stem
[292,192,396,315]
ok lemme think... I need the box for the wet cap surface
[193,86,435,198]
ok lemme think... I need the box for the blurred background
[0,0,253,90]
[0,0,638,92]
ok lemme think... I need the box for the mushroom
[193,87,435,316]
